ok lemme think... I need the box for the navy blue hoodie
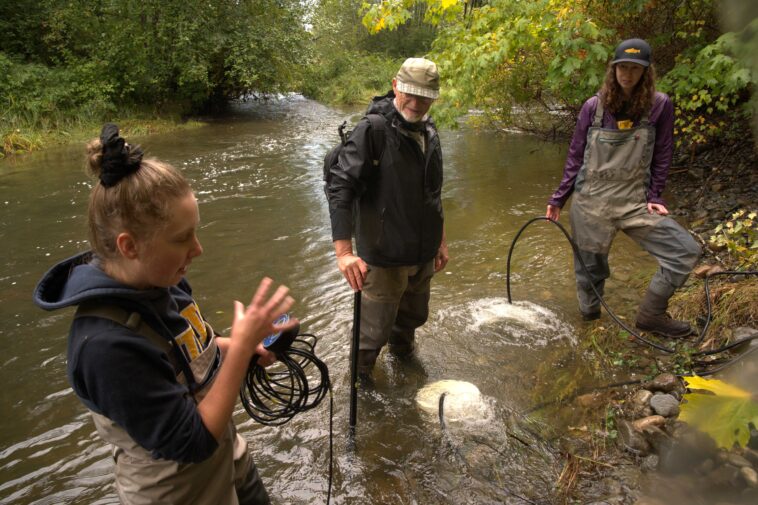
[33,252,219,463]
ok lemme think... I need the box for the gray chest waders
[569,100,660,315]
[74,303,261,505]
[569,100,660,254]
[568,99,701,320]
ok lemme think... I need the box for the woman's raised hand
[230,277,297,358]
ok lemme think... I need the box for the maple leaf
[679,376,758,449]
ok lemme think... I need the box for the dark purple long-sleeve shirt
[548,91,674,208]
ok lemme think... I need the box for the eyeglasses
[400,92,435,105]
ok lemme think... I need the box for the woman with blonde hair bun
[35,123,293,504]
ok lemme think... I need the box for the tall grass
[301,51,401,106]
[0,55,204,158]
[1,54,112,156]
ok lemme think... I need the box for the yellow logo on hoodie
[174,302,210,360]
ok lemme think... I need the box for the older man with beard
[326,57,449,378]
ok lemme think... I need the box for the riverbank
[555,139,758,504]
[1,116,206,160]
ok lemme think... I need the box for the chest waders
[568,99,700,336]
[75,303,270,505]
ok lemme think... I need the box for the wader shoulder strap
[640,109,650,126]
[592,97,604,127]
[74,302,188,385]
[593,97,651,128]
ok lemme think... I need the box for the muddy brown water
[0,95,665,504]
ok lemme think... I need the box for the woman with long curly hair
[545,38,701,338]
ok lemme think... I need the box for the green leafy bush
[658,26,754,150]
[0,53,116,155]
[302,51,400,105]
[1,0,309,155]
[708,209,758,268]
[303,0,420,105]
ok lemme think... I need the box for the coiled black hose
[240,333,330,425]
[239,333,333,504]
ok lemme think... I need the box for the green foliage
[604,405,618,440]
[0,0,308,155]
[680,375,758,449]
[361,0,461,34]
[0,0,53,62]
[427,0,615,129]
[305,0,433,105]
[4,0,754,156]
[302,50,401,105]
[708,209,758,268]
[0,52,115,153]
[359,0,755,144]
[659,24,755,149]
[720,1,758,139]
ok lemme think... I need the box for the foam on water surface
[459,298,575,348]
[415,380,494,424]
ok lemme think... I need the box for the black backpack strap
[74,302,190,387]
[365,113,386,167]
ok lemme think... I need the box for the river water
[0,95,661,504]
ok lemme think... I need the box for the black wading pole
[348,290,361,443]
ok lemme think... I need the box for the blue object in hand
[262,314,299,354]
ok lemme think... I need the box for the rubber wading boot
[357,349,379,380]
[388,341,414,358]
[635,289,692,338]
[581,310,601,321]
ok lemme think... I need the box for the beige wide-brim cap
[395,58,440,99]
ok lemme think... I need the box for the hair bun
[98,123,144,187]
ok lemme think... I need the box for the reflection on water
[0,95,662,504]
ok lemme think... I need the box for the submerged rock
[740,466,758,488]
[641,454,659,472]
[707,464,742,487]
[576,391,606,408]
[725,453,752,469]
[743,447,758,466]
[642,425,673,457]
[732,327,758,353]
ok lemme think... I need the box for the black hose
[507,217,678,353]
[505,216,758,375]
[239,333,333,504]
[240,333,330,426]
[438,392,448,431]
